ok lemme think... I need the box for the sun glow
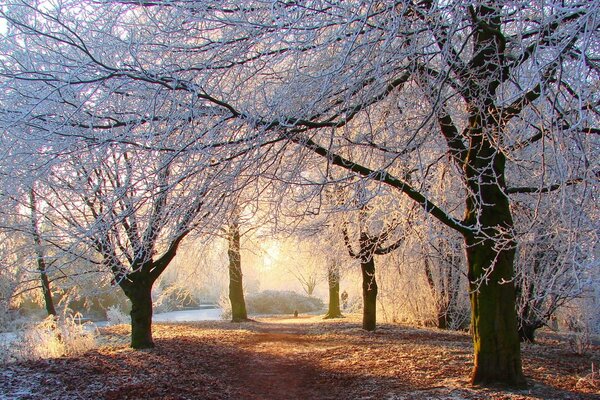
[262,242,280,271]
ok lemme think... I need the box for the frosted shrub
[217,292,232,321]
[106,306,129,326]
[246,290,323,315]
[7,314,96,362]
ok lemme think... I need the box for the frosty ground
[1,315,598,400]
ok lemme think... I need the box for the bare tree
[1,0,597,387]
[342,187,404,331]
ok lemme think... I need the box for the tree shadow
[4,320,598,399]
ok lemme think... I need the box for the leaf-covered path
[1,316,598,399]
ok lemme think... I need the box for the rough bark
[324,261,343,319]
[361,258,377,332]
[228,222,248,322]
[123,280,155,349]
[464,146,526,386]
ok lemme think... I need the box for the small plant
[217,292,232,321]
[2,313,96,363]
[106,305,129,326]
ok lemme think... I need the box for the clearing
[1,315,598,399]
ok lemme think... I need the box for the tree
[1,0,597,387]
[513,195,596,342]
[342,188,404,331]
[323,259,343,319]
[37,147,220,348]
[421,234,465,330]
[227,217,249,322]
[27,187,57,317]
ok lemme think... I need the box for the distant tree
[421,237,464,330]
[342,190,403,331]
[513,197,596,342]
[227,216,249,322]
[323,259,343,319]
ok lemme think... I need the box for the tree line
[0,0,598,388]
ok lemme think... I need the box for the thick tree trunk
[124,282,155,349]
[466,235,524,386]
[324,261,343,319]
[361,259,377,331]
[228,222,248,322]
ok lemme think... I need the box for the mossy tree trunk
[465,231,524,386]
[463,118,526,386]
[228,221,248,322]
[324,261,343,319]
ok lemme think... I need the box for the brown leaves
[2,317,598,400]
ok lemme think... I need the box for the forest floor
[1,314,598,400]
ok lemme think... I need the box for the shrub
[246,290,323,315]
[106,306,129,326]
[1,314,96,364]
[217,292,232,321]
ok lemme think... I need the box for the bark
[361,258,377,331]
[464,149,526,386]
[123,280,154,349]
[29,189,57,317]
[324,261,343,319]
[518,322,539,343]
[437,312,449,330]
[228,222,248,322]
[39,267,57,317]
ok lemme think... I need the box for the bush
[217,292,232,321]
[246,290,323,315]
[1,313,96,364]
[106,306,129,326]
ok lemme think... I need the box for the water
[152,308,222,322]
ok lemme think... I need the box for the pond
[153,307,222,322]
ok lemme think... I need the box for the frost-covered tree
[1,0,598,387]
[342,183,404,331]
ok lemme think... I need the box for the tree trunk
[29,189,57,317]
[463,162,526,385]
[437,311,449,330]
[324,261,343,319]
[361,258,377,331]
[39,269,57,317]
[228,222,248,322]
[466,236,524,386]
[518,322,540,343]
[124,282,155,349]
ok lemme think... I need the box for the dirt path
[1,316,598,399]
[221,320,356,399]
